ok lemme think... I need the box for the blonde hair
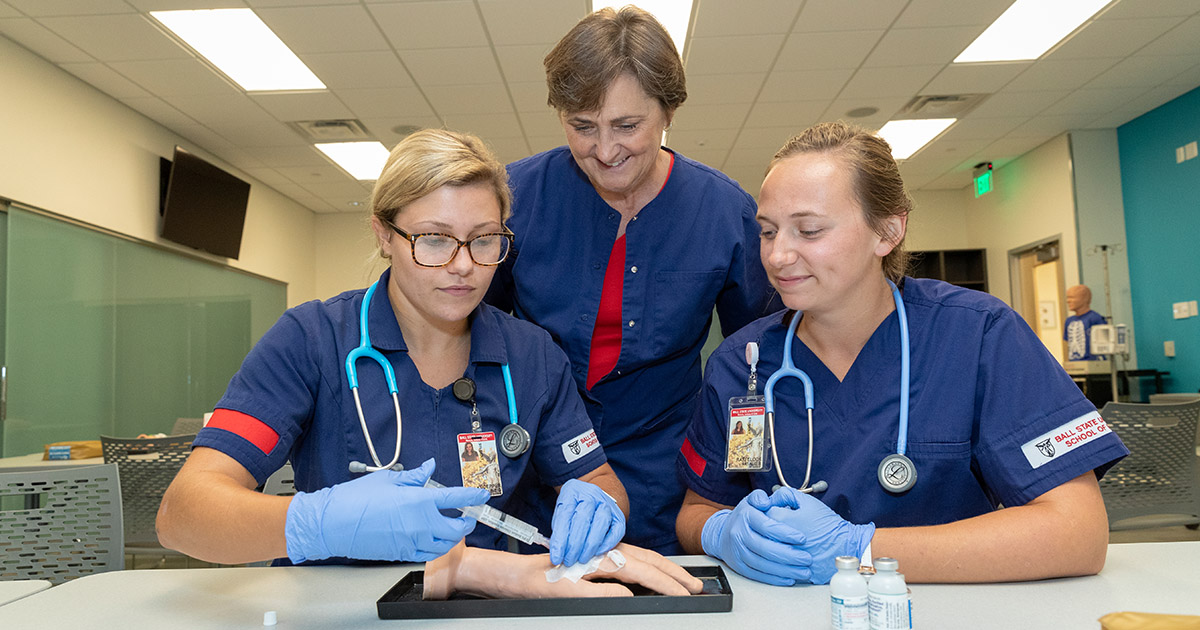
[770,121,913,283]
[369,129,511,259]
[544,5,686,114]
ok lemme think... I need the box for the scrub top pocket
[650,270,724,355]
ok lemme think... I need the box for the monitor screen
[160,146,250,259]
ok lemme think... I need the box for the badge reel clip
[725,342,772,473]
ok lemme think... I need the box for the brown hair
[770,121,913,283]
[369,129,511,259]
[544,5,687,114]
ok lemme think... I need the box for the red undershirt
[585,152,674,390]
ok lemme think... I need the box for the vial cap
[874,557,899,572]
[835,556,859,570]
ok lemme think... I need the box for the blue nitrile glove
[549,478,626,566]
[699,489,814,585]
[285,458,489,563]
[764,486,875,585]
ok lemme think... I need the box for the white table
[0,452,104,469]
[0,580,50,607]
[1,543,1196,628]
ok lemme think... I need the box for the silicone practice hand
[699,489,814,585]
[550,479,626,566]
[764,486,875,585]
[285,459,489,563]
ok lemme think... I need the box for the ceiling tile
[1048,17,1185,60]
[774,30,884,71]
[0,17,92,62]
[690,0,799,37]
[509,81,552,112]
[1128,13,1200,56]
[481,135,534,164]
[247,0,358,7]
[839,65,943,98]
[893,0,1009,28]
[1006,114,1093,139]
[369,0,488,50]
[38,14,190,61]
[359,116,443,146]
[400,47,502,86]
[60,62,152,99]
[732,126,802,151]
[274,164,349,186]
[758,68,853,102]
[1117,81,1199,116]
[0,3,19,18]
[258,5,390,53]
[477,0,584,46]
[126,0,247,9]
[516,110,562,137]
[1087,54,1200,89]
[161,93,281,134]
[495,44,553,84]
[685,34,785,75]
[334,87,436,120]
[250,91,353,122]
[1164,61,1200,87]
[1099,0,1200,20]
[821,95,912,126]
[1040,87,1145,116]
[923,62,1030,95]
[299,180,374,198]
[108,58,240,97]
[4,0,132,16]
[922,171,971,190]
[172,123,240,155]
[241,167,303,191]
[794,0,905,32]
[743,100,829,129]
[299,51,413,90]
[243,145,328,168]
[1003,58,1117,92]
[442,111,524,139]
[527,134,564,154]
[667,127,739,155]
[938,116,1026,142]
[671,102,754,131]
[1083,108,1142,129]
[967,89,1069,118]
[120,96,198,128]
[425,83,512,115]
[677,148,731,170]
[862,26,980,68]
[980,135,1055,161]
[687,73,766,105]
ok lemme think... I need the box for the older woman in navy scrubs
[157,129,627,568]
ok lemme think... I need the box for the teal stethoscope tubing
[345,279,518,473]
[764,279,911,492]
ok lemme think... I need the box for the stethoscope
[346,279,529,473]
[763,279,915,494]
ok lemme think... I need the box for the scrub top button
[630,266,638,273]
[627,320,635,327]
[593,263,601,269]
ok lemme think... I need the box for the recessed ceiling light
[592,0,694,55]
[150,9,325,92]
[315,142,390,181]
[954,0,1112,63]
[846,106,879,118]
[877,119,956,160]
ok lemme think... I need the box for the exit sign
[973,162,993,197]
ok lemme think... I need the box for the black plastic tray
[376,564,732,619]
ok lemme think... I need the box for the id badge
[457,432,503,496]
[725,395,771,472]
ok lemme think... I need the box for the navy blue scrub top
[679,278,1129,526]
[194,268,606,555]
[486,146,778,551]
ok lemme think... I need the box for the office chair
[262,462,296,498]
[171,417,205,435]
[100,434,195,567]
[0,464,124,584]
[1098,400,1200,531]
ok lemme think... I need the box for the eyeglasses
[387,222,514,268]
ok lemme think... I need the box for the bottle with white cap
[830,556,869,630]
[868,557,911,630]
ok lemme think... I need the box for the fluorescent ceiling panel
[954,0,1112,63]
[150,9,325,92]
[316,142,390,181]
[877,119,956,160]
[592,0,693,55]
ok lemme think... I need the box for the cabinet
[910,248,987,292]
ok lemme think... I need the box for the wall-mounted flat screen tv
[160,146,250,259]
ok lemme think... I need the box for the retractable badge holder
[453,378,482,432]
[453,376,529,458]
[725,342,771,472]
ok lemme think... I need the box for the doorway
[1008,236,1066,364]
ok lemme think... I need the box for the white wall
[964,134,1080,305]
[0,35,317,307]
[314,212,387,300]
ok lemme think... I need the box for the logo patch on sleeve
[1021,410,1109,469]
[562,428,600,464]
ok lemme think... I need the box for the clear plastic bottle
[868,557,911,630]
[831,556,869,630]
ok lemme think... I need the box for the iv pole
[1090,243,1123,402]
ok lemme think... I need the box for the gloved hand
[550,479,626,566]
[764,486,875,585]
[285,458,489,563]
[699,489,814,585]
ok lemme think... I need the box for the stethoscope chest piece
[877,453,917,493]
[499,423,530,458]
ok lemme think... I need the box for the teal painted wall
[1117,86,1200,394]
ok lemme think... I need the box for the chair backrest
[262,462,296,497]
[0,464,124,584]
[100,434,194,545]
[171,417,205,435]
[1098,400,1200,530]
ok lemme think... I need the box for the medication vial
[868,557,911,630]
[831,556,869,630]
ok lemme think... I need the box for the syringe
[425,478,550,549]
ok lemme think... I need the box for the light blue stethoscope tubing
[346,279,520,473]
[765,279,911,493]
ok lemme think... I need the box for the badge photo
[725,395,771,472]
[458,432,504,496]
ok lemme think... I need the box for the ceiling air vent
[894,94,990,119]
[292,119,370,141]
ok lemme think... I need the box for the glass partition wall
[1,204,286,457]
